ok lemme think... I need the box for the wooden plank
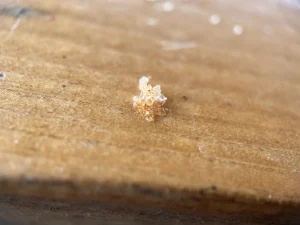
[0,195,299,225]
[0,0,299,212]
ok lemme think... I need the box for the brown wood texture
[0,0,299,213]
[1,195,300,225]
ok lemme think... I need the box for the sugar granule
[133,76,168,122]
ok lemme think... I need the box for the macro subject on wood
[0,0,299,216]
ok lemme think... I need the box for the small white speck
[160,40,198,51]
[268,194,272,199]
[162,1,175,12]
[139,76,150,90]
[146,17,159,26]
[133,96,139,102]
[14,139,19,144]
[0,72,6,80]
[139,76,149,85]
[209,14,221,25]
[198,145,204,153]
[233,24,243,35]
[158,95,167,102]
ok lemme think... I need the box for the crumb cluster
[133,76,168,122]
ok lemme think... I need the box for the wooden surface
[0,0,300,213]
[1,195,300,225]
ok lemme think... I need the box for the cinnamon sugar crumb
[133,76,168,122]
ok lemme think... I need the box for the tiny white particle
[146,17,159,26]
[133,96,139,102]
[162,1,174,12]
[133,76,168,121]
[198,145,204,153]
[233,24,243,35]
[209,14,221,25]
[158,96,167,102]
[0,72,6,80]
[14,139,19,144]
[268,194,272,199]
[139,76,149,86]
[160,40,198,51]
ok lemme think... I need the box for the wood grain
[0,195,299,225]
[0,0,299,213]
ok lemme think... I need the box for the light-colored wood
[0,0,299,212]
